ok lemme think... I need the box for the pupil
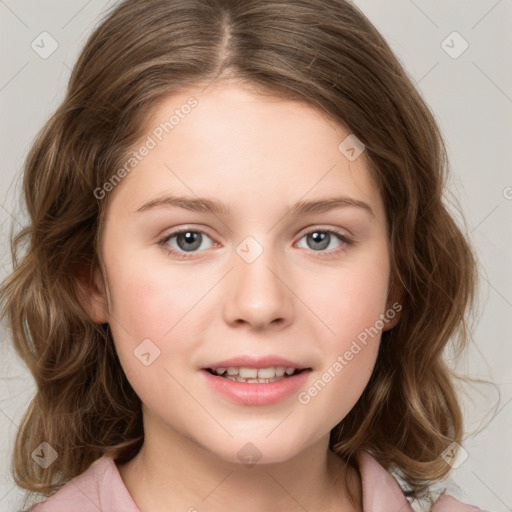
[308,231,329,250]
[178,231,201,251]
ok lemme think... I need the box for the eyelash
[157,227,353,260]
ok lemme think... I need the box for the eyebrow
[132,194,374,217]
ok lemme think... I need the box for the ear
[74,263,109,324]
[383,270,403,331]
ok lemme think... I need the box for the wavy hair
[0,0,477,507]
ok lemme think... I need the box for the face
[85,82,398,465]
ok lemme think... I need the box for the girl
[0,0,484,510]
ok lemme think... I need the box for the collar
[356,450,414,512]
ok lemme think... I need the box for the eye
[158,228,215,259]
[295,228,352,255]
[158,226,352,260]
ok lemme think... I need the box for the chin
[198,432,313,467]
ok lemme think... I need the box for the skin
[79,81,400,512]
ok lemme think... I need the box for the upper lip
[203,355,311,370]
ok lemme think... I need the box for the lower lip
[201,369,311,406]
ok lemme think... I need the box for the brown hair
[1,0,478,508]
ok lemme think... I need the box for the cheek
[298,343,379,432]
[307,244,391,346]
[102,246,199,389]
[297,277,385,427]
[295,246,389,417]
[105,247,196,339]
[104,259,200,414]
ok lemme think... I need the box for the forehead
[105,82,384,221]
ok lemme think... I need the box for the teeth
[239,367,258,378]
[214,366,297,378]
[225,375,285,383]
[257,367,275,379]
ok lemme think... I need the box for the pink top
[28,451,484,511]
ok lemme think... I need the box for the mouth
[203,366,310,384]
[201,364,312,406]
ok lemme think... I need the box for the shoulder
[355,450,486,512]
[27,455,139,512]
[431,494,488,512]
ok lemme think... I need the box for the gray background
[1,1,511,510]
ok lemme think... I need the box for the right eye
[158,228,217,259]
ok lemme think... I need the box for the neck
[116,409,362,511]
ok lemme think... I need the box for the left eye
[296,229,349,252]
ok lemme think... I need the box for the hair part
[0,0,477,508]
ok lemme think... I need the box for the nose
[222,244,294,331]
